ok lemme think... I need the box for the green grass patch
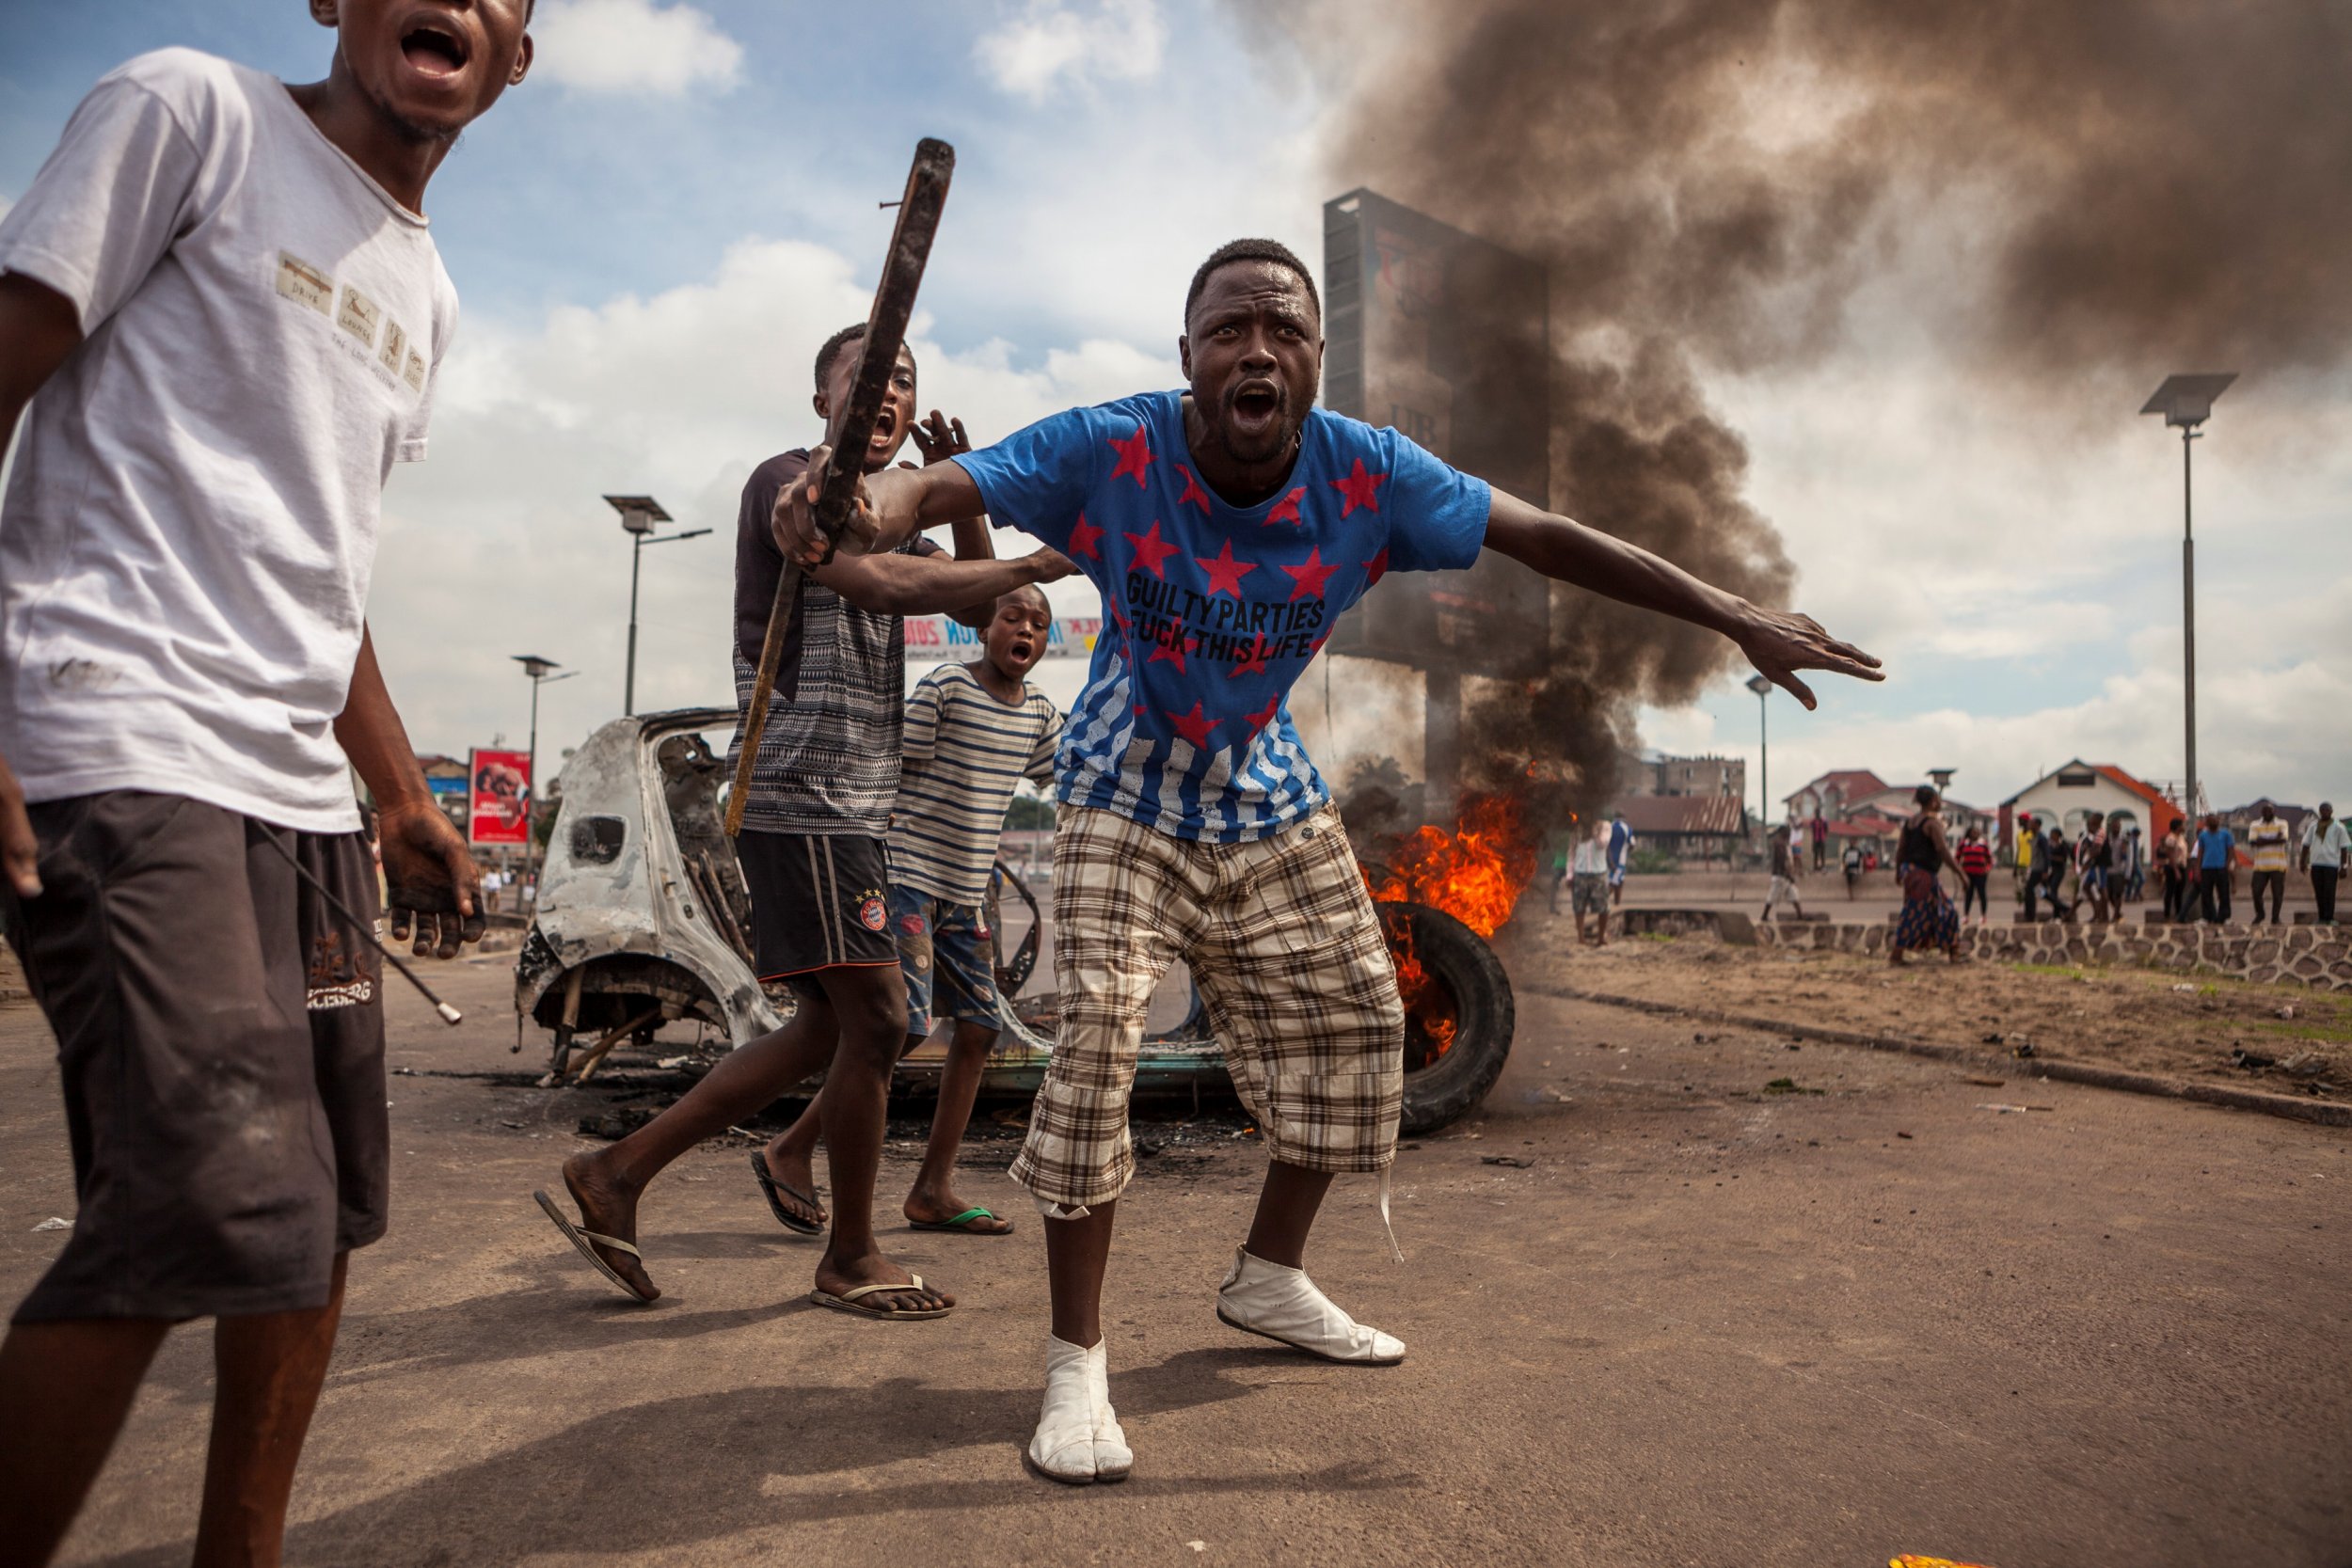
[1763,1077,1825,1096]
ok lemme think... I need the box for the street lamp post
[603,495,710,716]
[2139,373,2236,823]
[512,655,576,899]
[1746,673,1772,849]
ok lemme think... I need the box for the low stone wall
[1746,916,2352,990]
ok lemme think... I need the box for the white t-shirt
[0,49,456,832]
[2303,817,2348,870]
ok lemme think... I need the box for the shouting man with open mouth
[772,235,1883,1484]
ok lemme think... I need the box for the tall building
[1321,189,1551,811]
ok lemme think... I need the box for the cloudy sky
[3,0,2344,816]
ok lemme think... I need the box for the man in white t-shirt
[0,8,532,1564]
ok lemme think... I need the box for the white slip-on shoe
[1090,1359,1133,1484]
[1214,1245,1406,1365]
[1028,1335,1109,1485]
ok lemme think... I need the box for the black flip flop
[749,1149,824,1235]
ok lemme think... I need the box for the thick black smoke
[1267,0,2349,824]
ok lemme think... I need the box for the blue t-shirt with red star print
[953,389,1489,842]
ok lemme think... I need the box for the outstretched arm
[770,446,985,563]
[0,273,88,895]
[809,544,1074,618]
[335,626,484,958]
[1481,490,1883,710]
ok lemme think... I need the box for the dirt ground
[1514,912,2352,1103]
[5,949,2352,1567]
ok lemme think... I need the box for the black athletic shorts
[735,829,898,992]
[4,791,389,1322]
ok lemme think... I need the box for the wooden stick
[725,137,956,836]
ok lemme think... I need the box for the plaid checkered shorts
[1009,800,1405,1210]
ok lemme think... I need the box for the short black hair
[813,323,916,394]
[1184,238,1320,328]
[815,324,866,391]
[1914,784,1938,807]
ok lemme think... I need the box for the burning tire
[1378,900,1516,1135]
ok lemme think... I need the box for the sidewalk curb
[1520,980,2352,1130]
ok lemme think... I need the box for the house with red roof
[1999,761,2185,854]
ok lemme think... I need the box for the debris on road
[31,1216,69,1232]
[1764,1077,1824,1096]
[1977,1103,2055,1114]
[1481,1155,1535,1168]
[1962,1076,2007,1087]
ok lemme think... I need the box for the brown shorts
[4,792,389,1322]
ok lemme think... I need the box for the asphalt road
[3,955,2348,1567]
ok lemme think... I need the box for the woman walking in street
[1891,786,1968,964]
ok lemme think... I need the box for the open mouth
[1009,640,1037,662]
[868,407,900,449]
[1231,380,1281,426]
[401,21,470,78]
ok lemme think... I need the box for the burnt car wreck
[517,709,1515,1133]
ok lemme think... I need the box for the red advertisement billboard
[468,748,532,847]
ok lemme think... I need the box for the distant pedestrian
[2247,802,2291,925]
[1956,823,1994,925]
[2301,801,2345,926]
[2038,823,2072,922]
[2196,812,2235,924]
[1571,817,1612,946]
[1810,812,1828,871]
[2158,819,2192,922]
[2122,826,2146,903]
[2075,816,2115,924]
[1842,841,1863,900]
[1890,785,1967,964]
[1608,811,1633,908]
[2014,814,2037,916]
[1760,825,1806,922]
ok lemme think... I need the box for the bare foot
[904,1187,1014,1234]
[815,1248,956,1315]
[560,1152,660,1301]
[761,1141,827,1229]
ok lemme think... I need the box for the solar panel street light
[2140,372,2236,821]
[600,495,707,714]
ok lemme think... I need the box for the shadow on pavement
[89,1349,1388,1565]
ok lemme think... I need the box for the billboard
[467,748,532,847]
[902,615,1103,663]
[1321,188,1552,675]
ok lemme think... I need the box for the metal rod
[2183,427,2197,821]
[726,137,958,836]
[254,831,463,1026]
[625,531,644,717]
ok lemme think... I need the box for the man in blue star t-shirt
[775,238,1883,1484]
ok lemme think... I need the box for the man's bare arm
[812,545,1074,618]
[1482,489,1883,710]
[771,448,986,563]
[0,273,87,895]
[335,626,484,958]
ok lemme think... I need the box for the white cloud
[368,236,1175,762]
[977,0,1167,103]
[529,0,742,96]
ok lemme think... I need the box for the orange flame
[1366,791,1539,939]
[1367,791,1540,1067]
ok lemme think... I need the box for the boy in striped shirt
[886,585,1063,1233]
